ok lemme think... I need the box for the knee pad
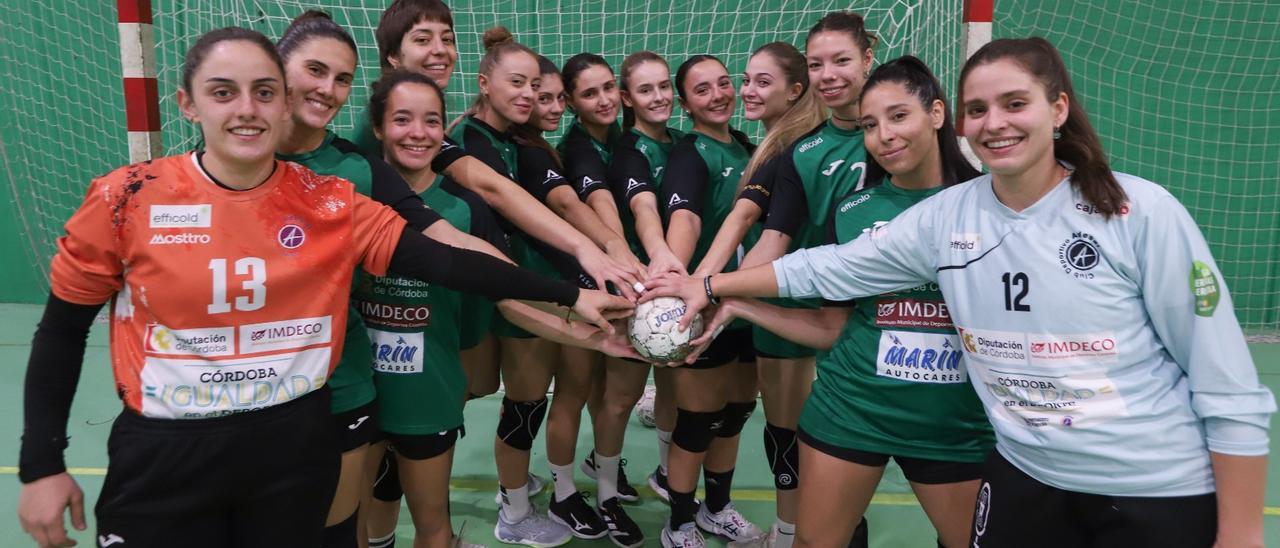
[715,400,757,438]
[371,448,402,502]
[672,408,720,453]
[763,423,799,490]
[497,397,548,451]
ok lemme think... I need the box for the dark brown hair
[959,37,1126,218]
[806,11,878,53]
[183,27,284,93]
[277,10,357,64]
[511,55,564,166]
[561,52,613,97]
[674,54,722,101]
[618,50,667,128]
[367,70,446,131]
[375,0,454,71]
[861,56,979,187]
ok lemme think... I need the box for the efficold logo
[150,204,212,228]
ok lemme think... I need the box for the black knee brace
[497,397,548,451]
[763,423,800,490]
[672,408,721,453]
[372,447,402,502]
[715,400,757,438]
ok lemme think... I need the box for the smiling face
[284,37,355,132]
[740,52,796,124]
[621,60,674,127]
[806,31,873,114]
[568,64,620,128]
[178,40,289,172]
[859,81,944,181]
[477,50,538,129]
[679,59,735,129]
[376,81,444,174]
[388,18,458,88]
[531,72,567,132]
[961,58,1068,178]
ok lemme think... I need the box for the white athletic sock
[774,519,796,548]
[501,483,531,522]
[657,429,673,474]
[594,451,622,502]
[369,531,396,548]
[548,460,577,502]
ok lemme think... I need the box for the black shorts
[684,327,755,370]
[970,450,1217,548]
[385,426,462,460]
[331,399,381,453]
[96,388,340,548]
[798,428,982,485]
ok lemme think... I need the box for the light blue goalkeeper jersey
[773,170,1274,497]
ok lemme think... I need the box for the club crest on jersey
[626,178,644,192]
[1058,232,1101,279]
[278,224,306,249]
[667,193,689,207]
[543,169,563,186]
[580,176,600,191]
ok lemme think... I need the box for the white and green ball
[628,296,705,363]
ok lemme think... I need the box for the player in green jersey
[681,42,826,548]
[363,69,640,548]
[657,54,765,548]
[651,57,988,548]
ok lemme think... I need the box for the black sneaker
[647,466,671,504]
[581,453,641,502]
[598,497,645,548]
[547,491,608,539]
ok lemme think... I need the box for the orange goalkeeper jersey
[49,153,406,419]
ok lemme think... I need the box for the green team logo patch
[1190,260,1220,317]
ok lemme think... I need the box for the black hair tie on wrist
[704,276,720,305]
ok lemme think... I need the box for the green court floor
[1,303,1277,546]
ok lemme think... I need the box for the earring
[1053,126,1062,140]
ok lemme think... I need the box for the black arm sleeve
[431,137,468,174]
[738,155,780,211]
[561,133,611,200]
[387,229,579,306]
[515,145,571,204]
[367,154,443,231]
[20,295,104,483]
[461,127,515,179]
[658,138,709,222]
[608,136,657,208]
[762,148,809,237]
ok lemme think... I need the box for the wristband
[703,276,720,305]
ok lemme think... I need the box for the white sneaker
[494,473,547,504]
[634,384,657,427]
[661,522,706,548]
[696,502,765,542]
[727,524,778,547]
[494,505,573,547]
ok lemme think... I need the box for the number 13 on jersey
[208,257,266,314]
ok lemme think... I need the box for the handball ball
[628,297,705,363]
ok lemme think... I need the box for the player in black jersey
[688,42,827,548]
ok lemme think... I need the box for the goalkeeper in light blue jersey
[643,37,1274,548]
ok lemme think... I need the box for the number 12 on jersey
[208,257,266,314]
[1002,272,1030,312]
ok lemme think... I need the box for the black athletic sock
[848,516,869,548]
[669,487,699,529]
[322,510,359,548]
[703,468,735,513]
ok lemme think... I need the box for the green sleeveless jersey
[353,177,469,434]
[798,181,994,462]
